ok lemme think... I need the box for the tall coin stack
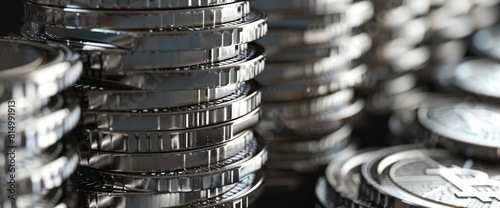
[360,0,431,114]
[351,0,432,147]
[0,37,82,207]
[21,1,269,207]
[250,0,373,206]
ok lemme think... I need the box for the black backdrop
[0,1,25,36]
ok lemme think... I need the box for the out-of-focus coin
[418,101,500,160]
[451,58,500,100]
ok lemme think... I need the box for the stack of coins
[420,0,499,87]
[0,37,82,207]
[20,1,269,207]
[250,0,373,205]
[358,0,499,147]
[316,20,500,206]
[386,19,500,146]
[360,0,431,115]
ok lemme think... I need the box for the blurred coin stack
[421,0,499,89]
[21,0,269,207]
[387,21,500,146]
[356,0,500,146]
[250,0,373,205]
[0,37,82,207]
[315,2,500,207]
[359,0,431,115]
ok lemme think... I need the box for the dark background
[1,1,25,36]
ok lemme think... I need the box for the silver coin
[76,137,266,192]
[451,58,500,100]
[78,130,255,172]
[469,24,500,61]
[81,83,260,131]
[315,177,335,208]
[418,101,500,159]
[428,8,475,39]
[25,1,251,29]
[363,146,500,207]
[75,80,245,110]
[469,5,499,30]
[80,108,259,153]
[0,37,82,111]
[0,94,80,152]
[269,124,353,154]
[79,43,266,90]
[266,143,357,173]
[4,187,64,208]
[261,89,354,119]
[324,149,379,208]
[77,172,263,208]
[251,0,352,15]
[24,0,245,9]
[257,22,349,47]
[259,65,367,102]
[266,12,345,29]
[33,10,268,51]
[359,145,450,208]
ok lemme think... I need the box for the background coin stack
[386,2,500,147]
[354,0,433,147]
[20,1,269,207]
[0,37,82,207]
[315,14,500,207]
[420,0,499,88]
[358,0,500,147]
[250,0,373,206]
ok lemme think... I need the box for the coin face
[419,103,500,148]
[361,146,500,208]
[452,58,500,99]
[389,150,500,207]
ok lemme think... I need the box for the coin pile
[420,0,499,87]
[0,37,82,207]
[386,20,500,146]
[358,0,500,148]
[316,20,500,206]
[251,0,373,196]
[21,0,269,207]
[359,0,432,115]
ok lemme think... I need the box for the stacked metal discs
[250,0,373,200]
[316,20,500,207]
[20,1,269,207]
[359,0,432,116]
[0,37,82,207]
[357,0,500,147]
[421,0,499,88]
[387,20,500,147]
